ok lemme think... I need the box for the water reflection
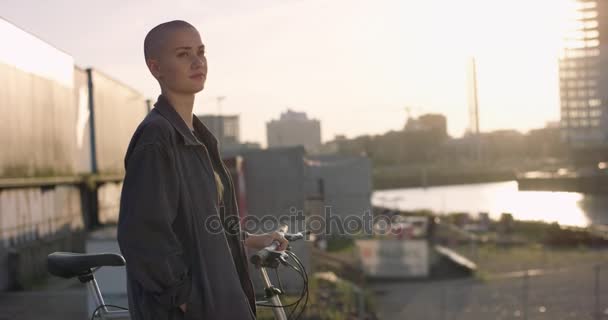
[577,195,608,226]
[372,181,607,227]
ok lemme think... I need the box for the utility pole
[216,96,226,115]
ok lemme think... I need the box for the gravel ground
[371,264,608,320]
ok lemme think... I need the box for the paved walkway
[0,277,88,320]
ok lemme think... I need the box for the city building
[404,113,448,138]
[317,134,347,155]
[559,0,606,147]
[266,109,321,153]
[197,114,240,148]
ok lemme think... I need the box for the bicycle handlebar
[250,231,309,267]
[250,228,311,319]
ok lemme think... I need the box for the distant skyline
[1,0,572,147]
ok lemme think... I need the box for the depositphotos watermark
[206,206,411,237]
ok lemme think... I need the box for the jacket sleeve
[117,142,191,309]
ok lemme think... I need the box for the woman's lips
[190,73,205,80]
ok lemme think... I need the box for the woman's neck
[162,90,196,130]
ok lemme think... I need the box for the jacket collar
[153,94,219,149]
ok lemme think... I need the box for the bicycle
[46,230,309,320]
[250,230,309,320]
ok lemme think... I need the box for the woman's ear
[147,59,162,80]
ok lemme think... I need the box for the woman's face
[155,27,207,94]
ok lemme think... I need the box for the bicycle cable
[90,304,129,320]
[284,261,305,319]
[274,267,284,292]
[286,250,309,320]
[255,250,309,318]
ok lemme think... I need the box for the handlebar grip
[284,230,310,241]
[250,249,267,266]
[250,242,279,266]
[250,240,279,265]
[250,230,311,266]
[284,233,303,241]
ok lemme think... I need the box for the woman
[117,20,288,320]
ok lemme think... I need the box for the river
[372,181,608,227]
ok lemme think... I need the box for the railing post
[594,264,600,320]
[523,270,529,320]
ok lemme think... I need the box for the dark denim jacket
[117,94,256,320]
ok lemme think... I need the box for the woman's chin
[181,85,205,94]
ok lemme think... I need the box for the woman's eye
[178,52,189,57]
[198,50,205,56]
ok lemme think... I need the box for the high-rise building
[467,57,480,136]
[559,0,606,147]
[266,109,321,153]
[197,114,240,147]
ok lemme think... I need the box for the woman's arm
[117,143,191,310]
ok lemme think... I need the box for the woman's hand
[179,303,187,313]
[244,231,289,251]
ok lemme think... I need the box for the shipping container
[0,17,77,177]
[304,154,372,223]
[87,69,148,174]
[73,66,92,173]
[222,156,249,220]
[237,146,311,294]
[241,146,307,219]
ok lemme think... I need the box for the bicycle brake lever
[279,253,289,266]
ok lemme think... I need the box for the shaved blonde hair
[143,20,196,61]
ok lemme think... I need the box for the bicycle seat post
[80,271,109,315]
[47,252,130,319]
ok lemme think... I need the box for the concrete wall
[0,186,85,289]
[356,239,430,279]
[97,182,122,224]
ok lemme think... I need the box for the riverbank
[518,171,608,194]
[373,168,515,190]
[372,204,608,248]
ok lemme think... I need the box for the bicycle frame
[85,273,130,320]
[86,265,290,320]
[259,266,288,320]
[66,228,306,320]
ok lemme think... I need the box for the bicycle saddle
[47,252,125,278]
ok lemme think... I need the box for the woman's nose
[192,55,206,69]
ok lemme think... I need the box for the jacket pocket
[141,289,180,320]
[180,300,206,320]
[181,273,202,320]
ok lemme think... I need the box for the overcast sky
[1,0,571,146]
